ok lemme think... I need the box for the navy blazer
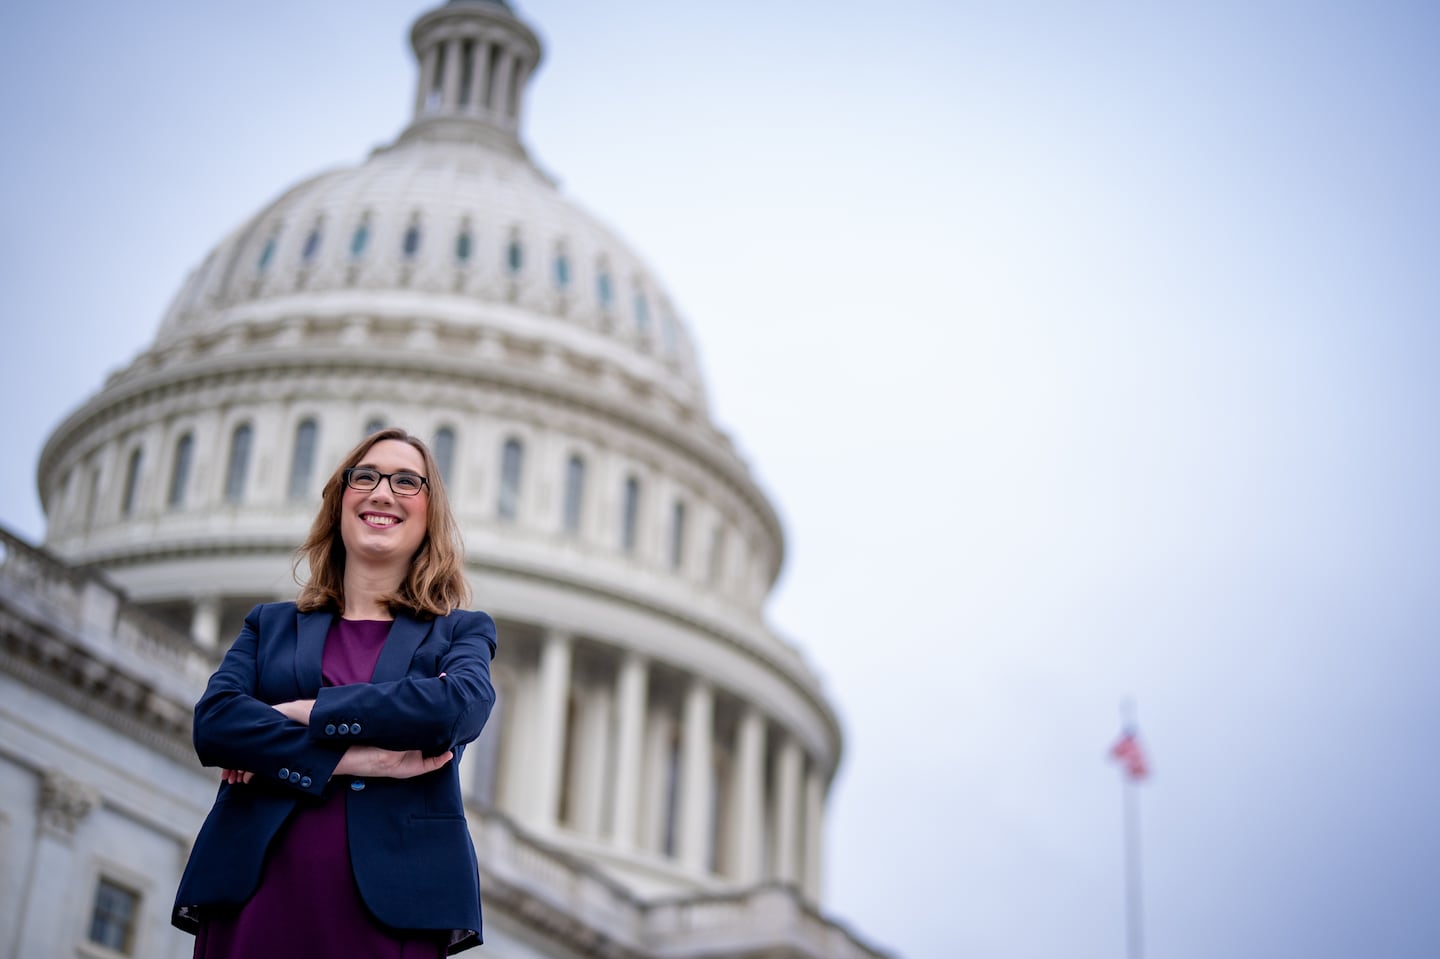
[172,601,497,954]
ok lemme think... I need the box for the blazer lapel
[371,612,433,683]
[295,609,333,694]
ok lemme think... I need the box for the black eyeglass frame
[342,467,430,497]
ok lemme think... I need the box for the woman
[172,427,497,956]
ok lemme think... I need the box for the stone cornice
[31,533,843,768]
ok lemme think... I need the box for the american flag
[1110,728,1150,781]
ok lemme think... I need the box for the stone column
[12,769,99,958]
[468,39,492,113]
[772,735,803,884]
[416,43,439,116]
[510,57,534,123]
[190,595,221,650]
[490,48,515,122]
[730,706,766,883]
[609,653,648,850]
[677,678,714,873]
[802,762,826,902]
[496,666,534,814]
[527,629,572,832]
[566,684,612,837]
[441,37,463,110]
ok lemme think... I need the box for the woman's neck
[342,565,403,620]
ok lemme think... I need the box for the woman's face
[339,439,431,568]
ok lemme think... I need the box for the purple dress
[194,619,448,958]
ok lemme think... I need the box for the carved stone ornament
[38,768,99,839]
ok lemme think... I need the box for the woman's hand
[221,768,254,785]
[335,746,454,779]
[272,699,315,725]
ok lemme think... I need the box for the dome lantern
[398,0,543,156]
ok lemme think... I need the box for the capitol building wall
[0,3,892,958]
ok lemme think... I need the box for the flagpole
[1120,700,1144,959]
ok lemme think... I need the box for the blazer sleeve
[192,604,343,798]
[308,609,497,756]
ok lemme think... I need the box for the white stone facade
[2,2,894,957]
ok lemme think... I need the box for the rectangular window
[89,877,141,954]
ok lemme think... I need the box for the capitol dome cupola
[399,0,543,155]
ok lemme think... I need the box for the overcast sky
[4,2,1440,958]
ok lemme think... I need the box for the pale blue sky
[3,3,1439,958]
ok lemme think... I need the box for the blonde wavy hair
[295,427,471,618]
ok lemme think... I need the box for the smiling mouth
[361,513,400,528]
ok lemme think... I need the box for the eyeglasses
[343,467,429,497]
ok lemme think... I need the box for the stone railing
[0,525,211,686]
[467,806,895,959]
[0,526,209,752]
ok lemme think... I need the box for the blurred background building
[0,1,891,956]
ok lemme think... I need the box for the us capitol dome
[0,2,893,957]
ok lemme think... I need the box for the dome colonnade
[36,0,840,908]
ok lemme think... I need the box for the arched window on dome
[257,232,279,273]
[706,525,726,585]
[121,447,143,518]
[596,263,613,311]
[433,427,456,487]
[660,308,680,356]
[402,217,422,259]
[562,454,585,535]
[83,467,101,532]
[634,286,651,337]
[505,231,524,276]
[668,499,686,571]
[349,216,370,259]
[289,419,318,501]
[621,474,641,554]
[553,244,571,292]
[224,424,253,504]
[455,220,474,265]
[497,438,523,521]
[301,221,323,264]
[168,434,193,508]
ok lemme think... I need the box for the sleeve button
[350,723,362,735]
[300,776,312,788]
[350,780,366,791]
[278,767,290,779]
[288,772,301,784]
[338,723,350,735]
[324,724,337,736]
